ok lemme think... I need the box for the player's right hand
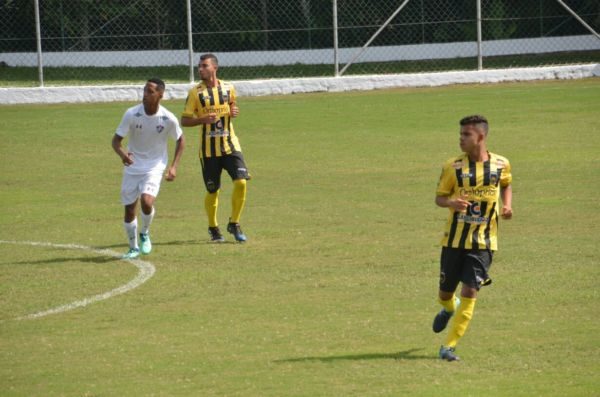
[165,166,177,181]
[451,195,470,212]
[205,113,218,124]
[122,152,134,166]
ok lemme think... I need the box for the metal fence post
[186,0,194,83]
[476,0,482,70]
[338,0,411,76]
[34,0,44,87]
[555,0,600,40]
[333,0,339,77]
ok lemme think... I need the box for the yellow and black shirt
[182,80,241,158]
[436,152,512,251]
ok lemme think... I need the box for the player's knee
[140,195,154,210]
[206,180,220,193]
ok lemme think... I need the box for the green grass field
[1,78,599,396]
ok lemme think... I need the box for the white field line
[0,240,156,320]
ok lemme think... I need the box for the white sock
[140,207,155,235]
[124,218,138,249]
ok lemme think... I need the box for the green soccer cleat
[139,233,152,255]
[121,248,140,260]
[439,345,460,362]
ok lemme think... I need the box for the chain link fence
[1,0,599,87]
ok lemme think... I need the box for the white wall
[1,64,598,105]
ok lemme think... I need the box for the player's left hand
[230,104,239,118]
[501,206,513,219]
[165,167,177,181]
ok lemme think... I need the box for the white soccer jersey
[116,104,183,175]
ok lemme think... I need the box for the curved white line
[0,240,156,320]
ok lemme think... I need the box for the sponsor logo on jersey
[459,187,497,199]
[469,202,482,216]
[457,213,488,224]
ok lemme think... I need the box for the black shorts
[439,247,493,292]
[200,151,250,193]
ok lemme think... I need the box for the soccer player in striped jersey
[432,115,513,361]
[181,54,250,243]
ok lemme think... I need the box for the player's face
[143,82,163,108]
[198,59,217,80]
[459,124,483,153]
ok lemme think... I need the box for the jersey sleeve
[436,161,456,197]
[500,157,512,188]
[181,88,198,118]
[168,112,183,140]
[115,110,131,137]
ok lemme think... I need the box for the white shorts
[120,172,163,205]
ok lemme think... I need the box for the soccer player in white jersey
[112,78,185,259]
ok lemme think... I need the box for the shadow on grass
[95,240,200,250]
[275,348,434,363]
[4,255,119,265]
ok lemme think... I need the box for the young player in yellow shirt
[433,115,513,361]
[181,54,250,243]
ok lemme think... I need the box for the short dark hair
[460,114,488,135]
[199,53,218,66]
[147,77,165,92]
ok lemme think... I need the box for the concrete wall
[1,64,598,105]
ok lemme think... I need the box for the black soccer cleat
[227,221,247,243]
[432,297,460,333]
[432,309,454,333]
[208,226,225,243]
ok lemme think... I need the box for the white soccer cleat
[139,233,152,255]
[121,248,140,260]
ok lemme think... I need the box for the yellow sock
[438,294,457,313]
[445,297,476,348]
[230,179,247,224]
[205,190,219,227]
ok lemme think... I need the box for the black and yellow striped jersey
[436,152,512,251]
[182,80,242,158]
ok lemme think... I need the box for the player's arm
[435,195,469,212]
[165,134,186,182]
[229,86,239,118]
[500,184,513,219]
[180,92,217,126]
[111,134,133,166]
[435,163,468,211]
[229,101,239,118]
[181,114,218,126]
